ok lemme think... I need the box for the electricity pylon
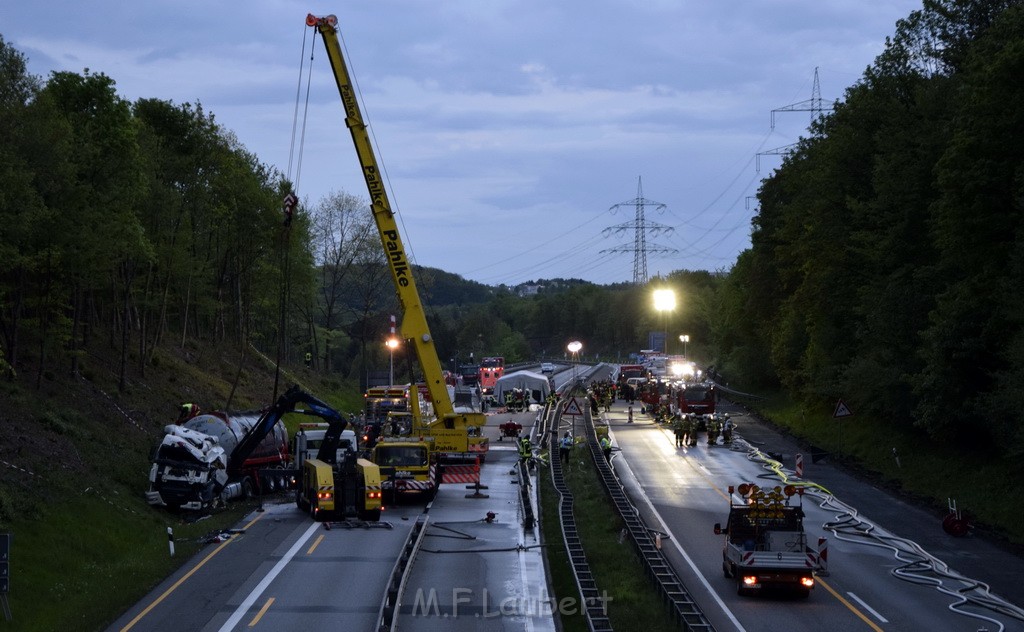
[600,176,678,285]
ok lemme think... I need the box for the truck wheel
[241,477,255,500]
[360,508,381,522]
[723,561,732,578]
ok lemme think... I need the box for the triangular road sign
[833,399,853,418]
[564,397,584,416]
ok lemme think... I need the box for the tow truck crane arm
[227,385,349,473]
[307,13,485,440]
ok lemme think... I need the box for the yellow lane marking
[817,577,884,631]
[119,511,266,631]
[248,597,275,627]
[306,534,324,555]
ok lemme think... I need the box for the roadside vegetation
[0,337,361,632]
[3,1,1024,628]
[740,392,1024,547]
[540,446,680,631]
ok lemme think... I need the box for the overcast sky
[5,1,921,286]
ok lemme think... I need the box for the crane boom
[307,14,486,450]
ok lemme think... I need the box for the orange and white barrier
[816,536,829,576]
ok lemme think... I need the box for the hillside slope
[0,336,353,631]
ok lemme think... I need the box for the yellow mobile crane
[306,14,488,465]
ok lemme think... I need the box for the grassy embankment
[0,340,363,632]
[740,392,1024,547]
[539,445,681,631]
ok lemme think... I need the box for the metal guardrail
[550,397,614,632]
[376,514,429,631]
[711,380,765,401]
[582,399,717,631]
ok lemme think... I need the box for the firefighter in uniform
[672,413,685,448]
[706,414,720,446]
[176,403,200,423]
[518,436,532,464]
[681,413,694,447]
[722,413,734,445]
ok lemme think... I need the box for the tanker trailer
[146,410,289,511]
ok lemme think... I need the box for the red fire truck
[479,356,505,396]
[675,381,717,415]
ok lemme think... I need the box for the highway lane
[108,499,423,632]
[109,368,1024,631]
[109,406,551,632]
[214,514,416,631]
[603,399,1024,632]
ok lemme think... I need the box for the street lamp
[653,289,676,354]
[567,340,582,383]
[679,334,689,358]
[386,337,399,385]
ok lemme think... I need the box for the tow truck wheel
[241,477,255,500]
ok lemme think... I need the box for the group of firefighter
[503,387,530,412]
[587,380,616,413]
[672,412,734,448]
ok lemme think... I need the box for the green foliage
[726,0,1024,461]
[540,450,680,631]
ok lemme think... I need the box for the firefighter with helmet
[706,414,720,446]
[518,436,532,464]
[722,413,734,444]
[672,413,685,448]
[681,413,695,447]
[176,402,200,424]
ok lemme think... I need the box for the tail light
[800,577,815,588]
[317,491,333,501]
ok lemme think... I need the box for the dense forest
[2,0,1022,463]
[717,0,1024,460]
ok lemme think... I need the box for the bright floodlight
[653,289,676,312]
[567,341,582,354]
[385,338,399,350]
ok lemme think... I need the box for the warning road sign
[833,399,853,418]
[563,397,584,416]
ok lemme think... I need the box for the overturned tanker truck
[146,408,289,511]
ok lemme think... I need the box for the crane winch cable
[287,23,318,195]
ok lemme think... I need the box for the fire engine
[478,356,505,396]
[674,381,717,416]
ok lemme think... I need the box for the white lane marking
[846,592,889,623]
[217,521,320,631]
[611,444,746,632]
